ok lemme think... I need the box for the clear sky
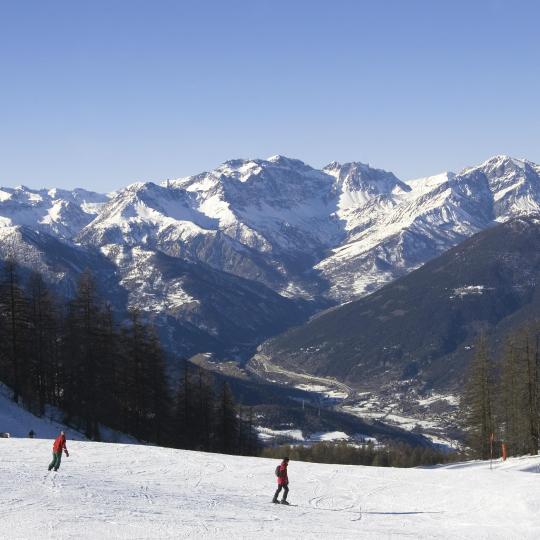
[1,0,539,191]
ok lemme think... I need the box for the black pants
[273,483,289,502]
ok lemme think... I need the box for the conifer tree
[216,381,238,454]
[120,309,148,440]
[95,303,123,432]
[499,337,525,455]
[196,367,215,450]
[174,359,193,449]
[27,271,58,415]
[463,335,495,459]
[144,328,171,445]
[523,328,539,455]
[0,258,30,403]
[63,270,103,440]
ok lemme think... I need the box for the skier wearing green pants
[48,431,69,472]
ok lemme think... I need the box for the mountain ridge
[2,154,540,358]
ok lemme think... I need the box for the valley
[249,354,461,449]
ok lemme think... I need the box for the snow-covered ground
[1,438,540,539]
[256,426,359,445]
[343,395,461,450]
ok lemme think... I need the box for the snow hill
[1,439,539,539]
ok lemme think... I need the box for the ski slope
[1,439,539,539]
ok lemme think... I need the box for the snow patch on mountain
[450,285,491,299]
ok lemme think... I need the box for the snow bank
[1,439,540,539]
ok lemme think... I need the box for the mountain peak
[462,155,528,175]
[323,160,373,174]
[323,161,341,171]
[325,161,410,197]
[265,155,312,170]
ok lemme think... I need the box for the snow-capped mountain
[1,154,540,358]
[316,155,540,299]
[0,186,108,239]
[77,155,412,301]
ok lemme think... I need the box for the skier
[272,457,290,504]
[48,431,69,472]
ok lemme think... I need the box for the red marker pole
[490,433,494,470]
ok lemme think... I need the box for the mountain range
[2,154,540,359]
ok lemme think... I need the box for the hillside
[0,383,84,441]
[0,384,137,444]
[254,216,540,392]
[1,438,539,539]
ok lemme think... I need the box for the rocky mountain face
[2,155,540,359]
[317,156,540,299]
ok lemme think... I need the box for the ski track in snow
[1,439,540,539]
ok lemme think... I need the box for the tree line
[262,440,457,468]
[0,258,259,455]
[462,326,540,459]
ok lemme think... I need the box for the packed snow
[1,438,540,539]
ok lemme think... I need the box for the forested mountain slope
[254,216,540,391]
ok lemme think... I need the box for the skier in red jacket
[48,431,69,472]
[272,457,290,504]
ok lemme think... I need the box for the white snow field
[1,439,540,540]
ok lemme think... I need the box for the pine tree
[0,258,30,403]
[120,309,148,440]
[498,328,540,457]
[216,381,238,454]
[174,359,193,449]
[463,335,495,459]
[95,303,123,432]
[144,328,171,445]
[196,367,215,450]
[27,271,59,415]
[63,270,103,440]
[499,337,525,455]
[523,328,539,455]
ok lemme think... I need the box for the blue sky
[1,0,539,191]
